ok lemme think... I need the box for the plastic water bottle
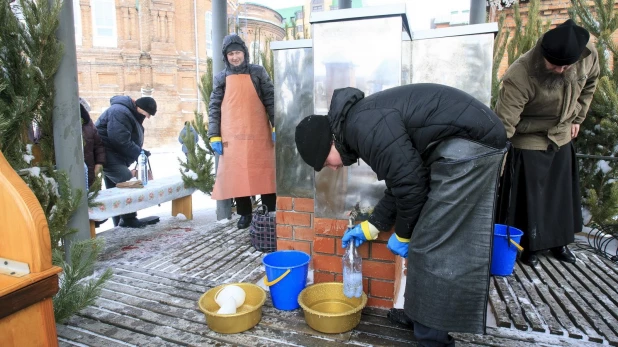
[138,150,148,185]
[343,223,363,298]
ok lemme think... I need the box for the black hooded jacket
[330,84,507,239]
[95,96,145,167]
[207,34,275,138]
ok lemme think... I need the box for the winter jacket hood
[328,87,365,166]
[222,34,250,73]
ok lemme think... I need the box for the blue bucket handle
[263,269,291,287]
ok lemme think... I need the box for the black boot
[387,308,414,328]
[119,217,147,228]
[551,246,576,264]
[237,214,252,229]
[520,250,539,267]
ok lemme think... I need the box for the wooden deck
[57,219,613,346]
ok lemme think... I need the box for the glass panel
[273,48,315,198]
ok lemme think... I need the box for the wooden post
[172,195,193,220]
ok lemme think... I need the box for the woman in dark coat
[80,103,105,188]
[295,84,508,346]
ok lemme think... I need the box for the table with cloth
[87,175,196,237]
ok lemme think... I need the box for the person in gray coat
[178,121,199,171]
[95,95,158,228]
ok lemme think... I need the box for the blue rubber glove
[272,127,276,143]
[210,137,223,155]
[341,221,379,248]
[387,234,410,258]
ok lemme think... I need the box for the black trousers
[236,193,276,215]
[103,164,137,225]
[414,321,455,347]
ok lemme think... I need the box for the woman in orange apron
[207,34,276,229]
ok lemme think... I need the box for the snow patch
[596,160,612,174]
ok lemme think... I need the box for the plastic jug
[342,220,363,298]
[138,150,148,185]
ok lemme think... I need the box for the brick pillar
[276,196,398,308]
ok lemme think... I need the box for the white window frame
[91,0,117,47]
[73,0,83,46]
[205,11,213,57]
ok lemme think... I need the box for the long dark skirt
[404,138,506,334]
[497,142,582,252]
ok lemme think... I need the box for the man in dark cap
[208,34,276,229]
[295,84,508,346]
[495,19,600,267]
[95,95,158,228]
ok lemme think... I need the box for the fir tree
[569,0,618,224]
[180,57,216,194]
[490,0,550,108]
[0,0,110,323]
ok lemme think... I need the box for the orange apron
[211,74,276,200]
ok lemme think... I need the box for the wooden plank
[583,254,618,299]
[348,330,414,347]
[569,254,618,318]
[488,278,511,328]
[531,255,603,342]
[493,276,528,330]
[65,315,182,347]
[202,245,257,280]
[512,263,563,335]
[505,273,545,332]
[456,327,606,347]
[208,249,263,282]
[56,324,134,347]
[103,278,202,305]
[544,255,618,345]
[0,273,59,319]
[114,264,216,288]
[77,306,234,346]
[113,268,214,293]
[518,259,584,339]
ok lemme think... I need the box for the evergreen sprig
[52,238,113,324]
[570,0,618,224]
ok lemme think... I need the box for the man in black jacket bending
[96,95,157,228]
[295,84,507,346]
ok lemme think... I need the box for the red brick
[376,229,393,242]
[276,211,311,227]
[314,271,335,283]
[363,260,396,281]
[314,218,348,237]
[369,279,395,299]
[276,225,292,239]
[277,196,293,211]
[313,254,342,273]
[277,239,311,255]
[371,242,396,261]
[294,226,315,241]
[367,297,393,309]
[314,236,335,254]
[336,241,369,259]
[293,198,314,212]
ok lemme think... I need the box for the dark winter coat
[81,104,106,187]
[178,125,199,154]
[330,84,507,238]
[95,96,145,167]
[207,34,275,139]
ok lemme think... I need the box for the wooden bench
[88,175,196,237]
[0,150,62,346]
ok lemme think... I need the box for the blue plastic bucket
[491,224,524,276]
[262,250,310,310]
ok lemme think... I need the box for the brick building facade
[75,0,283,149]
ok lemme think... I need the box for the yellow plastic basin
[198,283,266,334]
[298,282,367,334]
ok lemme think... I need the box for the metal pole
[49,0,90,247]
[212,0,232,220]
[469,0,486,25]
[339,0,352,9]
[193,0,200,113]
